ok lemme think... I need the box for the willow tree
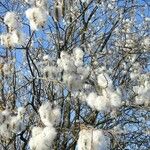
[0,0,150,150]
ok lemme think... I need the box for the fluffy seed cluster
[133,80,150,105]
[0,60,14,76]
[0,31,24,48]
[81,72,122,111]
[78,129,109,150]
[29,102,60,150]
[35,0,48,9]
[57,48,90,90]
[0,12,24,48]
[0,107,25,140]
[43,65,61,80]
[24,0,47,8]
[97,73,113,88]
[25,0,48,31]
[0,33,15,48]
[4,12,21,31]
[25,7,48,31]
[29,125,57,150]
[24,0,35,5]
[86,88,122,112]
[42,55,61,80]
[142,36,150,50]
[39,101,60,126]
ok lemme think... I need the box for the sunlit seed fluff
[0,123,12,139]
[39,102,60,126]
[4,12,21,31]
[0,33,15,48]
[0,30,24,48]
[130,72,138,80]
[134,81,150,105]
[86,92,108,111]
[17,107,26,119]
[73,48,84,67]
[29,137,37,150]
[86,92,98,109]
[42,126,57,141]
[109,91,122,108]
[2,63,13,75]
[29,136,43,150]
[43,66,60,79]
[80,67,90,79]
[1,109,11,118]
[0,110,10,125]
[10,116,20,132]
[143,36,150,50]
[36,0,48,9]
[58,51,76,72]
[97,73,112,88]
[60,51,69,59]
[78,129,109,150]
[78,129,93,150]
[73,47,84,60]
[0,113,4,124]
[95,96,108,111]
[25,7,48,31]
[78,91,87,102]
[31,126,43,137]
[74,59,83,67]
[43,54,49,60]
[24,0,35,5]
[63,73,82,90]
[11,30,25,45]
[29,125,57,150]
[39,103,52,126]
[51,108,61,124]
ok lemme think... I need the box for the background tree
[0,0,150,149]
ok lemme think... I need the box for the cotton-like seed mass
[143,36,150,50]
[78,129,109,150]
[43,54,49,60]
[29,119,57,150]
[0,108,25,140]
[86,92,108,111]
[73,47,84,67]
[86,92,98,109]
[17,107,26,119]
[4,12,21,31]
[0,123,12,139]
[85,87,122,111]
[25,7,48,30]
[32,126,43,137]
[10,116,20,132]
[0,33,15,48]
[97,73,112,88]
[24,0,35,5]
[0,31,25,48]
[29,101,59,150]
[43,66,60,79]
[39,102,60,126]
[57,50,89,90]
[36,0,48,9]
[109,90,122,108]
[73,47,84,60]
[95,96,108,111]
[133,80,150,105]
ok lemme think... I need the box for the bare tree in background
[0,0,150,150]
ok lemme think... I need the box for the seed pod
[54,2,63,22]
